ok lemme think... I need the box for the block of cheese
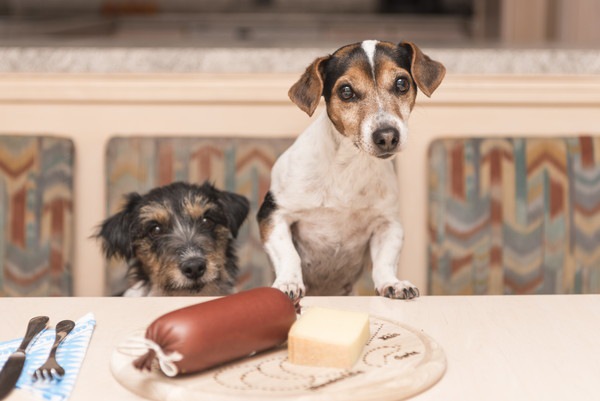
[288,307,370,369]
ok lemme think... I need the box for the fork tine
[35,369,45,382]
[33,369,44,382]
[52,367,64,379]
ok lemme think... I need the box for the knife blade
[0,316,49,400]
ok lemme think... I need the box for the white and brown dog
[257,40,445,300]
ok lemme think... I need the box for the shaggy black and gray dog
[96,181,250,296]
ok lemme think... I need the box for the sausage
[133,287,297,376]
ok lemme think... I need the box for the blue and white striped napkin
[0,313,96,401]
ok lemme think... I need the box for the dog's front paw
[376,280,419,300]
[272,280,306,301]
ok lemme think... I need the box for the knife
[0,316,49,400]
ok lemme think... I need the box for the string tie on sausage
[118,335,183,377]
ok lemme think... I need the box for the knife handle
[17,316,49,352]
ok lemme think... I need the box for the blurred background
[0,0,599,298]
[0,0,598,47]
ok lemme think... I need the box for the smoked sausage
[133,287,297,376]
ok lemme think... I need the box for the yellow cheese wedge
[288,307,370,369]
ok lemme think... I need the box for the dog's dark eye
[395,77,410,94]
[148,224,162,237]
[338,85,355,101]
[201,217,216,230]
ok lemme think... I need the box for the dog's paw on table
[377,281,420,300]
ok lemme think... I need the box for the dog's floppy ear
[399,42,446,97]
[219,191,250,238]
[288,55,330,116]
[95,192,142,260]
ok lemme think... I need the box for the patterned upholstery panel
[428,136,600,295]
[104,136,295,296]
[0,136,74,296]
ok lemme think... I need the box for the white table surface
[1,294,599,401]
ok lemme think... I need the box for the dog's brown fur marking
[257,191,277,242]
[400,42,446,97]
[139,202,172,226]
[182,196,211,219]
[288,56,330,116]
[327,63,375,138]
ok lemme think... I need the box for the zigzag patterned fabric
[104,136,294,296]
[428,136,600,295]
[0,136,74,296]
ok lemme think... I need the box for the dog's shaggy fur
[257,41,445,300]
[96,181,249,296]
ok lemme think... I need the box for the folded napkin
[0,313,96,401]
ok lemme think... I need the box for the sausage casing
[133,287,297,376]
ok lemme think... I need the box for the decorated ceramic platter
[110,315,446,401]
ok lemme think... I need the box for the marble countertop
[1,46,599,75]
[0,13,599,75]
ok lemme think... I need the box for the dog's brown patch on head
[327,61,378,141]
[139,202,171,226]
[182,195,210,219]
[375,56,417,114]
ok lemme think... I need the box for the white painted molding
[0,74,600,105]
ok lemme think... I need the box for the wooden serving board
[110,316,446,401]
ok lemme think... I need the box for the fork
[32,320,75,382]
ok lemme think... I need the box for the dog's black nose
[180,258,206,280]
[372,128,400,152]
